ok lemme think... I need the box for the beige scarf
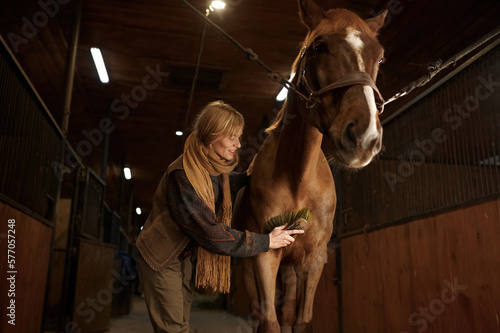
[182,132,238,293]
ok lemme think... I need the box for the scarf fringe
[195,246,231,293]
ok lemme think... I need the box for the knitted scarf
[182,132,238,293]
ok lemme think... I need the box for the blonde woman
[136,100,304,333]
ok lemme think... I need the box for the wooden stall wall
[71,238,115,332]
[341,198,500,333]
[0,202,53,333]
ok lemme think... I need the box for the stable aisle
[108,295,251,333]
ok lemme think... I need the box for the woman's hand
[268,223,305,249]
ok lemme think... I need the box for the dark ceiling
[1,0,499,228]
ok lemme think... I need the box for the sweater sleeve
[167,170,269,257]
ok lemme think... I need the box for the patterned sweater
[168,169,269,257]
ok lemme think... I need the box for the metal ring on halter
[306,95,321,110]
[376,102,385,114]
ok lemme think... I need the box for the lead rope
[383,25,500,106]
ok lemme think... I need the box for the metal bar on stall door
[446,93,460,206]
[477,97,493,195]
[419,101,429,214]
[450,83,467,204]
[490,87,500,192]
[1,67,15,193]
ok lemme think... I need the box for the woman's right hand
[268,222,305,249]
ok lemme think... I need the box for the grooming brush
[263,208,310,234]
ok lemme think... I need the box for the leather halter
[291,46,385,128]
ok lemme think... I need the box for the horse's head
[294,0,387,169]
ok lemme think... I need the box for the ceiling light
[124,167,132,180]
[136,207,142,215]
[211,1,226,10]
[175,130,183,136]
[90,47,109,83]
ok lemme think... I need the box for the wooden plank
[463,202,496,332]
[382,224,413,332]
[0,203,53,333]
[408,217,441,333]
[369,229,386,332]
[342,235,370,332]
[433,211,458,332]
[444,206,475,331]
[313,243,339,332]
[482,200,500,333]
[340,236,357,332]
[344,230,386,332]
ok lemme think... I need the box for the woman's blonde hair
[193,101,244,145]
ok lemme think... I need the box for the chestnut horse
[233,1,387,332]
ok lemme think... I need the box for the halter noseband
[291,46,385,116]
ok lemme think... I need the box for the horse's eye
[314,43,328,54]
[378,57,385,64]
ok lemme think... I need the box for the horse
[232,0,387,332]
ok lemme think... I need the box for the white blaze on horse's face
[345,28,365,71]
[344,28,380,158]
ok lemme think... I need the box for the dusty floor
[107,294,253,333]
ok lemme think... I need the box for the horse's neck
[274,97,323,182]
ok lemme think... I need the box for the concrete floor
[107,295,253,333]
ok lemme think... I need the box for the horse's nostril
[343,122,357,149]
[367,137,381,153]
[374,137,382,152]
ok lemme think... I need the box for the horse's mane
[265,48,302,134]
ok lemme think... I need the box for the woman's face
[212,131,242,161]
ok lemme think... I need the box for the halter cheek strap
[295,47,386,115]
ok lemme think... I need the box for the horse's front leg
[242,257,260,332]
[278,264,297,333]
[294,247,327,333]
[253,251,282,333]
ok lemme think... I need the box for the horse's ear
[365,10,388,33]
[298,0,325,30]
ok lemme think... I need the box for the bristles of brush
[263,208,311,234]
